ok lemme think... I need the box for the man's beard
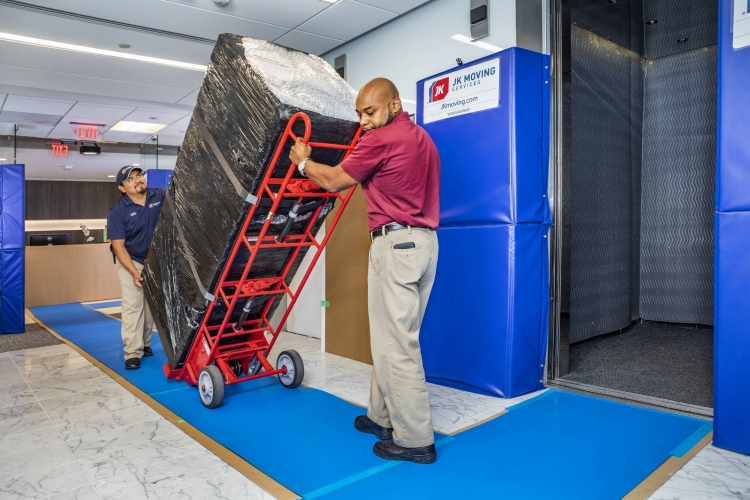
[135,184,146,194]
[384,109,395,126]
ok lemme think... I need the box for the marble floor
[3,307,745,499]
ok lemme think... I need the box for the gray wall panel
[640,46,716,324]
[569,27,641,343]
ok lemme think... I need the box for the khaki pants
[117,260,154,360]
[367,227,438,448]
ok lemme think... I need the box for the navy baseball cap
[115,166,143,185]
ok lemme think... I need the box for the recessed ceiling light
[64,165,74,170]
[80,144,101,155]
[132,163,140,166]
[401,99,417,104]
[0,32,207,72]
[450,34,502,52]
[110,121,167,133]
[119,43,131,49]
[647,19,658,25]
[108,175,116,178]
[0,158,6,161]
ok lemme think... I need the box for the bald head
[355,78,403,131]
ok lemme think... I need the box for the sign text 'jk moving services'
[422,58,500,124]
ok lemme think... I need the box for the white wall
[322,0,517,116]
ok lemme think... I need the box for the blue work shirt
[107,188,167,264]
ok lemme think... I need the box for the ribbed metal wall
[569,27,642,343]
[640,46,716,324]
[567,0,716,342]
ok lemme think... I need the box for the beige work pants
[117,260,154,360]
[366,227,438,448]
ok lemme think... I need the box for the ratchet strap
[194,113,258,206]
[165,193,215,302]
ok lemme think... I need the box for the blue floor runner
[31,303,712,499]
[82,300,122,309]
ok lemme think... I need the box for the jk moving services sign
[422,58,500,124]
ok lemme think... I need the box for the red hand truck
[164,112,362,409]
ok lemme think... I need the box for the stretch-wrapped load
[143,35,358,369]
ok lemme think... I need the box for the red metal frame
[164,112,362,387]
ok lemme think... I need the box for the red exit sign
[73,125,102,140]
[51,144,69,156]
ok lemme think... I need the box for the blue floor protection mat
[31,303,712,499]
[82,300,122,309]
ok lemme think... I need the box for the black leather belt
[370,223,428,240]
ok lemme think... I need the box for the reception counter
[26,243,121,307]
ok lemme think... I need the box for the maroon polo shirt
[340,112,440,232]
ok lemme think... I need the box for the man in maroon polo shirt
[290,78,440,464]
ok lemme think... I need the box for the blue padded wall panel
[0,164,25,250]
[420,224,549,398]
[714,212,750,455]
[716,0,750,212]
[0,164,25,335]
[146,169,172,190]
[416,48,551,227]
[1,250,25,334]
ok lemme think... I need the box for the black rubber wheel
[276,350,304,389]
[198,365,224,409]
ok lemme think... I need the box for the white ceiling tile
[353,0,429,15]
[100,130,153,143]
[15,124,54,137]
[17,148,145,181]
[122,108,189,126]
[3,95,75,115]
[0,84,193,114]
[275,30,346,55]
[0,6,213,65]
[176,89,200,106]
[0,122,13,135]
[0,41,204,91]
[16,0,288,42]
[0,64,194,104]
[64,103,135,122]
[298,1,397,41]
[162,0,330,30]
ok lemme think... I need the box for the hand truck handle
[286,112,312,144]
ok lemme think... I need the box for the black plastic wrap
[143,35,359,369]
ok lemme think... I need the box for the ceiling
[16,146,177,181]
[0,0,430,179]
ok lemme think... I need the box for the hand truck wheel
[276,350,304,389]
[198,365,224,409]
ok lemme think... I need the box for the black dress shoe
[143,346,153,357]
[125,357,141,370]
[354,415,393,440]
[373,440,437,464]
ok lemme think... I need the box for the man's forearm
[304,160,336,191]
[113,245,139,276]
[304,161,359,193]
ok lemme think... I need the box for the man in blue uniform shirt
[107,166,166,369]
